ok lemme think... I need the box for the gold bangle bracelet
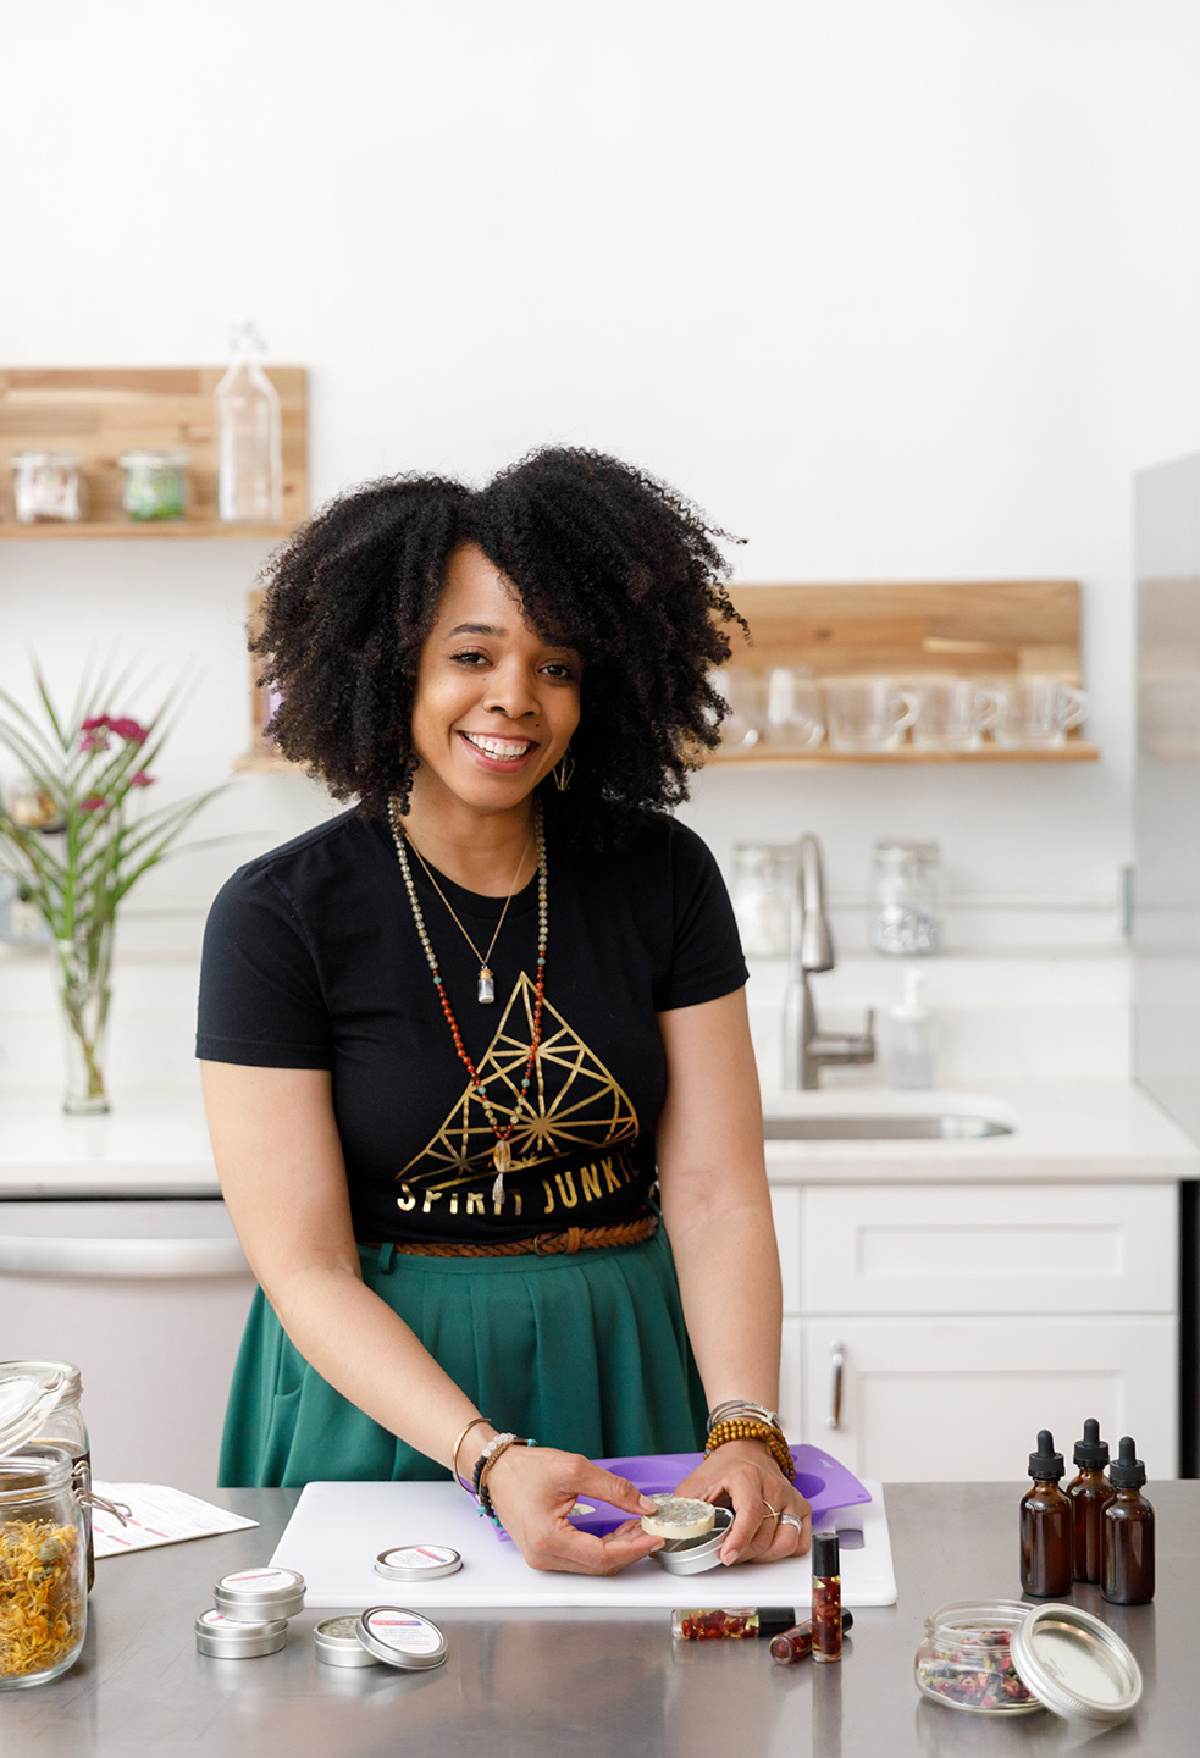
[452,1415,492,1491]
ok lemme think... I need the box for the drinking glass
[824,679,921,752]
[992,679,1088,748]
[711,667,762,753]
[911,679,1006,752]
[762,669,824,752]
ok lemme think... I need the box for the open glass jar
[0,1443,87,1689]
[915,1601,1039,1714]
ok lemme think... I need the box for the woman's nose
[484,659,539,722]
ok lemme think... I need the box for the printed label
[222,1568,297,1589]
[365,1611,442,1655]
[383,1546,457,1569]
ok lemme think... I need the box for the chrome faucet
[783,835,876,1089]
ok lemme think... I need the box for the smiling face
[408,542,582,820]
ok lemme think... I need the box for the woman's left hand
[671,1440,812,1566]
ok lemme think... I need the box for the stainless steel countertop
[8,1482,1197,1757]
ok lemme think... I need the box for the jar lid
[194,1608,288,1659]
[214,1566,305,1613]
[1010,1604,1142,1724]
[0,1362,69,1459]
[314,1615,380,1668]
[355,1606,448,1670]
[11,449,82,467]
[374,1544,462,1581]
[118,449,189,467]
[874,838,940,861]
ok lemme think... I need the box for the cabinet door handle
[826,1339,844,1431]
[0,1237,249,1278]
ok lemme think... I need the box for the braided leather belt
[359,1211,657,1259]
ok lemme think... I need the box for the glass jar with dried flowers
[0,664,224,1113]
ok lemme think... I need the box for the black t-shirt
[196,809,747,1245]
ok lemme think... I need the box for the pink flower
[79,731,111,753]
[81,715,111,732]
[80,794,108,812]
[128,771,155,788]
[107,716,149,745]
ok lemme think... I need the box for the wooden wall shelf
[234,579,1101,775]
[0,365,307,536]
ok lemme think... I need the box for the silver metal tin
[214,1566,305,1622]
[374,1544,462,1582]
[1010,1603,1143,1724]
[195,1609,288,1659]
[653,1505,734,1575]
[314,1614,380,1668]
[355,1605,448,1670]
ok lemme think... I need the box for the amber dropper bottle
[1103,1437,1155,1605]
[1066,1418,1114,1584]
[1020,1429,1074,1598]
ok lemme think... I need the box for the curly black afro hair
[252,446,746,845]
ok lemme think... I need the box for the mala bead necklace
[388,796,548,1211]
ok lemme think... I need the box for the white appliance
[0,1197,254,1488]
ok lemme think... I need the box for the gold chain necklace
[398,819,533,1005]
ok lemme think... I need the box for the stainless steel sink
[763,1113,1013,1141]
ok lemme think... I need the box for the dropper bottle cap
[1028,1429,1064,1481]
[1073,1418,1110,1469]
[1108,1436,1146,1489]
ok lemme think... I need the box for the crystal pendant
[478,967,494,1004]
[492,1138,511,1177]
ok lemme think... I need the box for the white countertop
[0,1079,1196,1196]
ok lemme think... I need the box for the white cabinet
[770,1181,1179,1482]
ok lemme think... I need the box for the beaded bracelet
[470,1433,537,1524]
[705,1416,796,1484]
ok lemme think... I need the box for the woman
[198,447,811,1574]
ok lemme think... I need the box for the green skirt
[218,1228,707,1488]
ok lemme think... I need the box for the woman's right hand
[485,1445,665,1575]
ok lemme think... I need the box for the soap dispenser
[890,967,933,1089]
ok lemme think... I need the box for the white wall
[4,1,1200,1083]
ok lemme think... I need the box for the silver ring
[779,1513,805,1532]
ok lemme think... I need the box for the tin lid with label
[214,1566,306,1619]
[0,1362,69,1459]
[315,1614,380,1668]
[1010,1604,1143,1725]
[195,1608,288,1659]
[374,1545,462,1582]
[356,1605,448,1670]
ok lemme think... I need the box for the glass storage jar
[8,1363,93,1592]
[10,451,86,523]
[914,1602,1039,1715]
[869,838,941,955]
[730,844,796,959]
[118,448,189,521]
[0,1443,87,1689]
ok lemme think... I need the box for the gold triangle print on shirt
[397,971,639,1190]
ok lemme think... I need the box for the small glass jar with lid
[5,1362,93,1592]
[10,451,86,523]
[0,1443,87,1689]
[914,1601,1040,1714]
[730,844,796,959]
[869,838,941,955]
[118,448,190,521]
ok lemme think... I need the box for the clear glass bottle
[215,320,283,522]
[869,838,941,955]
[0,1444,87,1689]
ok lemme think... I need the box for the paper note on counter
[91,1482,259,1558]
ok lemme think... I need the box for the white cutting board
[271,1479,896,1609]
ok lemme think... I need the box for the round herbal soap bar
[640,1495,716,1541]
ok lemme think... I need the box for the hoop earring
[552,748,575,792]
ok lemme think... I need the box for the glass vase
[55,923,114,1115]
